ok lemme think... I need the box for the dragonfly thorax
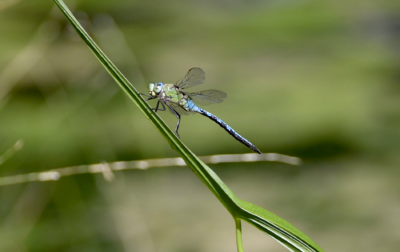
[178,97,188,107]
[148,82,163,97]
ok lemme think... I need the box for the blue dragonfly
[141,67,261,154]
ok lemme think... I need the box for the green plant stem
[236,218,244,252]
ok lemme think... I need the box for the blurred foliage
[1,0,400,251]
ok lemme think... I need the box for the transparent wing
[187,89,227,106]
[168,103,196,116]
[176,67,205,89]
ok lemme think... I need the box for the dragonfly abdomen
[196,108,261,154]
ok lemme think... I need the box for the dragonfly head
[148,82,163,97]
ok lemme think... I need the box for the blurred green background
[1,0,400,251]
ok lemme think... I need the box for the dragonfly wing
[187,89,227,106]
[169,103,196,115]
[176,67,205,89]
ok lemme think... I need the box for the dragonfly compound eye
[154,82,163,94]
[149,83,155,92]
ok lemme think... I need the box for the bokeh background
[1,0,400,251]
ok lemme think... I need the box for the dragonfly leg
[139,93,157,101]
[151,100,166,112]
[139,93,150,97]
[165,103,181,138]
[140,93,166,112]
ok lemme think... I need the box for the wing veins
[176,67,205,89]
[187,89,227,106]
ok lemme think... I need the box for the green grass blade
[237,199,323,252]
[0,140,24,166]
[54,1,324,251]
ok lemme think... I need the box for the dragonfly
[140,67,261,154]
